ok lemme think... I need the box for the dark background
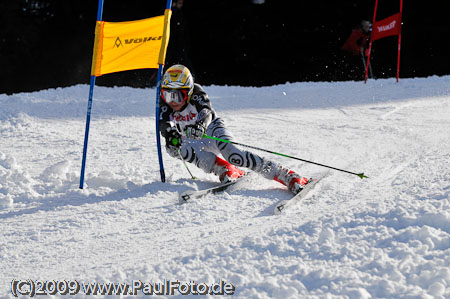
[1,0,449,94]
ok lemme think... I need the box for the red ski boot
[212,156,245,183]
[274,166,310,194]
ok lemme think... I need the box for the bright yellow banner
[91,10,172,76]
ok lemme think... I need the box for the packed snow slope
[1,76,450,298]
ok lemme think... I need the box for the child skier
[159,64,310,194]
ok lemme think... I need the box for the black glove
[185,123,206,140]
[165,127,181,157]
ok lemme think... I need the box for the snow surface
[1,76,450,298]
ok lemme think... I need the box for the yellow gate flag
[91,9,172,76]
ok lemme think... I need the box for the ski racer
[159,64,310,194]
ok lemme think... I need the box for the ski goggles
[161,88,189,105]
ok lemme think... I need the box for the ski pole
[361,50,374,79]
[368,59,374,79]
[361,51,368,77]
[202,134,368,179]
[171,137,197,180]
[178,149,197,180]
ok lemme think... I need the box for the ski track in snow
[1,77,450,298]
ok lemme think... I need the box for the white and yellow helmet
[161,65,194,104]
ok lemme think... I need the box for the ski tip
[357,173,369,179]
[273,201,287,215]
[178,191,192,204]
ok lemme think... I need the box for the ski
[179,175,249,204]
[274,172,329,215]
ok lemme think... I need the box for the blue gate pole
[155,65,166,182]
[155,0,173,183]
[80,0,104,189]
